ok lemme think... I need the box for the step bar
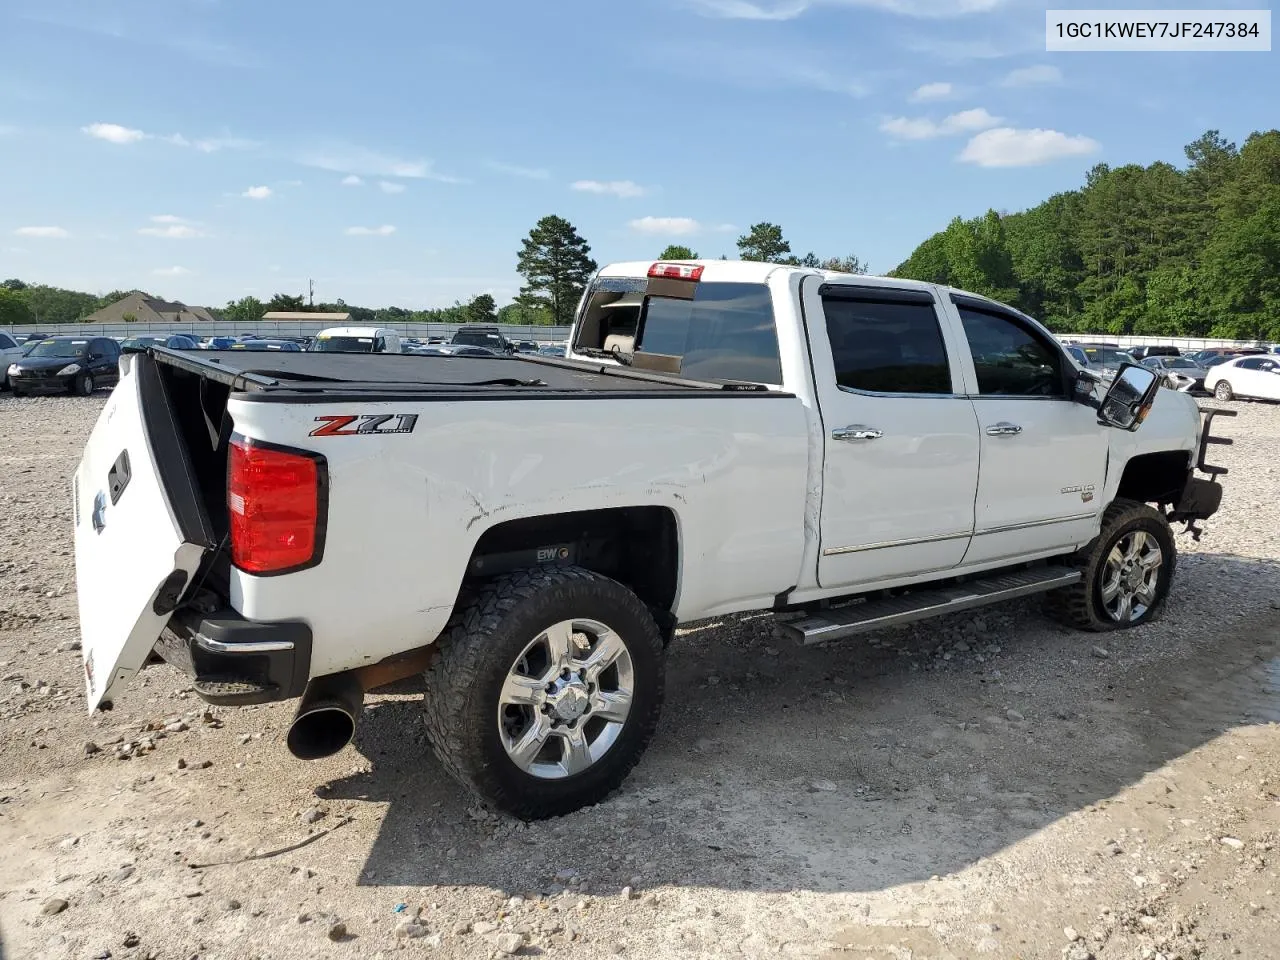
[780,567,1082,646]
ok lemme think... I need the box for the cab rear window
[637,283,782,384]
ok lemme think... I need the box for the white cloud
[378,181,406,194]
[1001,64,1063,87]
[298,146,463,182]
[881,107,1001,140]
[192,136,256,153]
[138,224,207,239]
[241,185,272,200]
[486,160,550,180]
[341,175,363,186]
[152,266,190,277]
[684,0,1006,20]
[345,225,397,236]
[629,216,701,236]
[652,40,870,98]
[150,214,192,225]
[82,122,146,144]
[572,179,646,199]
[958,127,1100,167]
[713,223,738,233]
[13,226,69,239]
[910,81,953,101]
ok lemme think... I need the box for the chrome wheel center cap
[548,678,589,722]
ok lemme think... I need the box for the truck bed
[153,347,791,401]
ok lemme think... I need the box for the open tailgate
[73,354,217,710]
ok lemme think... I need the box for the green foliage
[516,215,597,326]
[222,296,265,323]
[737,223,791,262]
[3,279,28,291]
[266,293,306,312]
[121,312,138,324]
[0,288,34,326]
[818,254,868,274]
[466,293,498,324]
[658,245,699,260]
[892,128,1280,340]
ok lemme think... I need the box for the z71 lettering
[310,414,419,437]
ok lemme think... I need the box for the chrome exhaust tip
[286,673,364,761]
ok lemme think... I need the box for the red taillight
[228,438,323,574]
[648,262,704,281]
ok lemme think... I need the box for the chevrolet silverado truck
[73,259,1231,819]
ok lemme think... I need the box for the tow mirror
[1097,362,1160,431]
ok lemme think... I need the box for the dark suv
[9,335,121,396]
[450,325,514,355]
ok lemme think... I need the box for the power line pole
[308,279,315,308]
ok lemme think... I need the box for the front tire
[422,565,666,820]
[1048,498,1176,632]
[1214,379,1234,401]
[73,372,94,396]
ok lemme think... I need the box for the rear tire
[422,565,666,820]
[1047,498,1176,632]
[73,372,94,396]
[1214,380,1234,401]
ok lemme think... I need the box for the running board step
[781,567,1082,646]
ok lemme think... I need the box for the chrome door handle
[832,425,883,441]
[985,422,1023,437]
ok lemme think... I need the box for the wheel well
[466,507,679,638]
[1115,450,1191,506]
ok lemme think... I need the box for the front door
[948,299,1106,566]
[805,280,981,589]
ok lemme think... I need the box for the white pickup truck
[73,260,1232,819]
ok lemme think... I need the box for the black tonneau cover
[149,348,791,402]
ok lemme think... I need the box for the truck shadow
[323,552,1280,896]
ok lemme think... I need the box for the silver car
[1140,355,1209,393]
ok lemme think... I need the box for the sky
[0,0,1274,310]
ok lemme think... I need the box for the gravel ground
[1,389,1278,960]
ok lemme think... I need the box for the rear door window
[821,289,952,395]
[636,282,782,384]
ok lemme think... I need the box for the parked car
[1185,348,1263,365]
[0,331,26,389]
[409,344,496,357]
[515,340,540,354]
[538,343,567,358]
[1065,343,1132,381]
[451,325,514,354]
[121,334,198,351]
[21,332,51,344]
[228,339,302,352]
[71,258,1231,820]
[1139,355,1210,393]
[1127,345,1181,361]
[202,337,238,350]
[1204,354,1280,402]
[8,335,121,396]
[310,326,402,354]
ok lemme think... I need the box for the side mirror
[1097,362,1160,431]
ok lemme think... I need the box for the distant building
[261,312,353,323]
[81,292,217,325]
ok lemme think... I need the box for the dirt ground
[1,391,1277,960]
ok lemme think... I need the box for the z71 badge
[310,414,419,437]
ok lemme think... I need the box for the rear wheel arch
[463,506,681,641]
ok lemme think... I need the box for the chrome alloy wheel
[497,619,634,779]
[1100,530,1163,623]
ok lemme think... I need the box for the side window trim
[820,285,961,398]
[950,296,1071,400]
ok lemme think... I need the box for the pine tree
[516,216,597,326]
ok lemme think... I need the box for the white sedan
[1204,354,1280,402]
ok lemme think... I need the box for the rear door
[805,280,980,588]
[74,354,216,710]
[947,295,1106,566]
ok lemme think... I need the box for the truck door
[945,293,1106,565]
[804,279,981,589]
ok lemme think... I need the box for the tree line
[5,129,1276,339]
[891,128,1280,340]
